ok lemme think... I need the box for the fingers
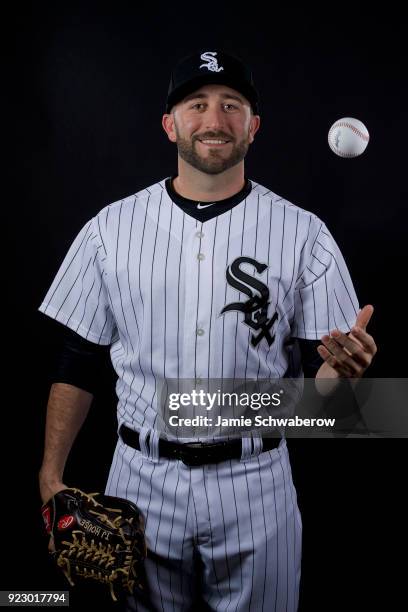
[351,327,378,357]
[356,304,374,330]
[317,304,377,377]
[330,330,373,367]
[318,336,359,376]
[318,326,376,377]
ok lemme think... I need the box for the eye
[189,103,239,111]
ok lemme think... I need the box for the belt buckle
[179,442,206,467]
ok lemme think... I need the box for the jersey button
[196,328,205,336]
[197,253,205,261]
[195,231,204,238]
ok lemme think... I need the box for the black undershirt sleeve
[51,325,112,395]
[297,338,324,378]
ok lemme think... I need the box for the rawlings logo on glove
[41,488,148,602]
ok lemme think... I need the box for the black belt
[119,424,281,467]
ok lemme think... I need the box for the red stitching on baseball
[328,122,369,142]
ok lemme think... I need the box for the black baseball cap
[166,49,260,115]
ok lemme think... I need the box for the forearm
[314,361,341,396]
[315,362,363,397]
[39,383,93,496]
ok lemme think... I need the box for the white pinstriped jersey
[38,177,360,436]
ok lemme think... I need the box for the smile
[198,139,231,147]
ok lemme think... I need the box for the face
[162,84,260,175]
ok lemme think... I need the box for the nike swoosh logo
[197,202,215,209]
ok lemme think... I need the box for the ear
[162,113,177,143]
[248,114,261,144]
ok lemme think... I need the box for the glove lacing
[56,490,137,601]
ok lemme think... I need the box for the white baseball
[328,117,369,158]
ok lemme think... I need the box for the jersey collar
[165,174,252,222]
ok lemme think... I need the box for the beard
[174,124,250,175]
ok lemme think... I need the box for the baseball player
[38,49,377,611]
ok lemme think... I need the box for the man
[38,49,377,611]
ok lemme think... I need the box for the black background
[5,2,407,610]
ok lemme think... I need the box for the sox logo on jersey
[221,256,278,348]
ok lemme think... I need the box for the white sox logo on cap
[199,51,224,73]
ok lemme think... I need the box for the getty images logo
[200,51,224,73]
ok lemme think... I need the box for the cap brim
[167,73,258,113]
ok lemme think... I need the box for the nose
[203,104,227,131]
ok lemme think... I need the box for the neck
[173,158,246,201]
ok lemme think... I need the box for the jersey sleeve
[292,220,360,340]
[38,216,116,345]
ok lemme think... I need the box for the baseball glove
[41,488,148,602]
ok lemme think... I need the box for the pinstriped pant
[105,431,302,612]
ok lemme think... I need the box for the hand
[39,474,68,506]
[316,305,377,379]
[39,474,68,552]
